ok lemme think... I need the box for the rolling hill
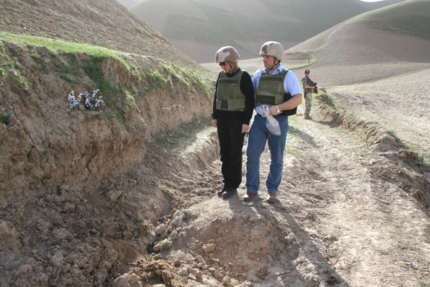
[129,0,405,63]
[116,0,140,9]
[283,0,430,163]
[0,0,198,67]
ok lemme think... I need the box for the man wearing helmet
[301,69,316,119]
[243,41,302,203]
[212,46,255,198]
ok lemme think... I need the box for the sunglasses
[219,62,227,67]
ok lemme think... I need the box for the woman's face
[219,61,231,73]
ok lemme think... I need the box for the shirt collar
[263,64,285,75]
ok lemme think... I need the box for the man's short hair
[305,69,310,73]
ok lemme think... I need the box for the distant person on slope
[243,41,302,203]
[301,69,316,119]
[212,46,255,198]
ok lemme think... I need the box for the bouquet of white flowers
[67,91,81,110]
[82,89,104,110]
[67,89,104,110]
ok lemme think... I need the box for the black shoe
[222,187,237,198]
[217,186,227,196]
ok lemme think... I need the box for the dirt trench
[107,97,430,287]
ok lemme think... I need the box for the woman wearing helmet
[212,46,255,198]
[243,41,302,203]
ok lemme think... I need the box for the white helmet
[259,41,284,60]
[215,46,240,63]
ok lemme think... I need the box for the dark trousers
[217,118,245,189]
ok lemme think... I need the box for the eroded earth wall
[0,40,213,286]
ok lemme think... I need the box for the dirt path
[123,97,430,287]
[151,100,430,287]
[279,104,430,286]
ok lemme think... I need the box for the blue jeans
[246,114,289,193]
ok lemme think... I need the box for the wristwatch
[276,105,280,114]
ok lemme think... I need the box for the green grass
[0,67,7,80]
[316,92,337,109]
[0,42,30,91]
[157,60,212,97]
[123,89,137,112]
[138,220,148,226]
[397,239,404,250]
[0,113,10,125]
[0,31,130,70]
[41,149,50,161]
[30,52,48,73]
[287,145,300,158]
[418,279,430,287]
[285,114,301,158]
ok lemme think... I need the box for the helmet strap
[268,60,280,72]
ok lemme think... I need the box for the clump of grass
[145,69,167,91]
[0,113,10,125]
[418,279,430,287]
[397,239,404,250]
[0,49,31,91]
[30,52,48,73]
[0,67,8,80]
[155,60,212,97]
[317,92,336,108]
[138,220,147,226]
[287,145,300,158]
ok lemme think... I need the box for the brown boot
[243,192,256,202]
[304,113,310,119]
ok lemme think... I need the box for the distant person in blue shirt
[243,41,302,203]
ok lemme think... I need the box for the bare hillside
[278,0,430,165]
[0,0,197,67]
[130,0,405,63]
[117,0,139,9]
